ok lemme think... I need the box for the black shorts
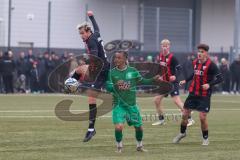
[184,94,211,113]
[163,82,179,97]
[81,66,109,90]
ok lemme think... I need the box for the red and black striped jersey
[188,58,221,97]
[158,53,179,82]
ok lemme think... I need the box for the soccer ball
[64,78,79,93]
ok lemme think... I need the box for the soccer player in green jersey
[106,51,160,153]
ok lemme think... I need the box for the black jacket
[1,56,15,76]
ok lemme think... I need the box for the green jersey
[106,66,153,106]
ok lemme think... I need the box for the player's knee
[173,96,181,105]
[135,126,143,131]
[182,115,188,121]
[174,99,179,106]
[154,96,162,104]
[88,96,97,104]
[115,124,123,131]
[199,112,207,123]
[181,116,188,125]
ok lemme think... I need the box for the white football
[64,78,79,93]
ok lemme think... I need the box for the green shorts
[112,104,142,127]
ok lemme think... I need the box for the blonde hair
[76,22,92,32]
[161,39,171,45]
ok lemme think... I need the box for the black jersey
[85,16,108,69]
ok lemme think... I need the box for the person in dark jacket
[0,51,4,93]
[1,51,15,93]
[220,58,231,94]
[26,49,35,91]
[30,61,40,93]
[230,56,240,94]
[16,52,28,76]
[182,54,195,93]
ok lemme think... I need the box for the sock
[116,141,123,148]
[158,114,164,121]
[88,104,97,129]
[180,124,187,134]
[137,141,143,147]
[135,129,143,142]
[202,130,208,139]
[188,115,192,120]
[115,130,123,143]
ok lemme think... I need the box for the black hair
[116,50,128,59]
[197,44,209,52]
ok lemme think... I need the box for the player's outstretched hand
[179,80,186,86]
[87,11,94,17]
[169,75,176,82]
[202,83,210,90]
[153,75,163,82]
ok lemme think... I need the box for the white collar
[116,65,128,71]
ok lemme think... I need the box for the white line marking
[0,108,239,119]
[0,108,240,113]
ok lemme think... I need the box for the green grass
[0,94,240,160]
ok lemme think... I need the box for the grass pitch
[0,94,240,160]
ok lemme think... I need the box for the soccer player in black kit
[173,44,223,145]
[152,39,194,126]
[72,11,109,142]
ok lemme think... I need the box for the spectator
[230,56,240,94]
[61,51,69,63]
[139,56,144,62]
[0,51,4,93]
[25,49,36,91]
[43,52,55,92]
[52,52,61,67]
[37,53,46,93]
[182,54,195,93]
[129,56,135,63]
[220,58,231,94]
[30,61,40,93]
[41,52,50,92]
[16,52,28,76]
[1,51,15,93]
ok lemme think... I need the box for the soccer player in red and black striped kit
[152,39,194,126]
[173,44,223,145]
[73,11,109,142]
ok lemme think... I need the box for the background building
[0,0,238,56]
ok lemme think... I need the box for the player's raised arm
[87,11,100,33]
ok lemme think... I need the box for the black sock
[188,115,192,119]
[202,130,208,139]
[159,115,164,120]
[88,104,97,129]
[180,124,187,134]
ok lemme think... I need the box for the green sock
[135,129,143,141]
[115,130,123,142]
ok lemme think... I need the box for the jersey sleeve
[185,73,194,82]
[208,62,223,87]
[133,68,154,85]
[89,16,100,33]
[170,56,180,76]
